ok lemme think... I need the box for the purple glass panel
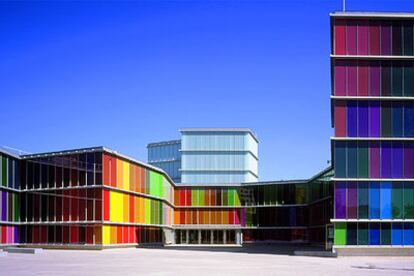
[381,24,391,55]
[370,141,381,178]
[404,143,414,178]
[240,209,246,227]
[347,65,358,96]
[358,101,369,137]
[392,142,403,178]
[347,24,357,55]
[381,142,392,178]
[369,63,381,96]
[347,101,358,137]
[2,191,7,221]
[357,21,369,55]
[347,182,357,219]
[335,182,347,219]
[369,101,380,137]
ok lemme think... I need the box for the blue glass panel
[369,182,380,219]
[404,103,414,137]
[369,223,380,245]
[403,223,414,245]
[392,223,403,245]
[380,182,392,219]
[347,101,358,137]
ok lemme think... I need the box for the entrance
[175,230,238,245]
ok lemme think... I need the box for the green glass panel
[403,65,414,97]
[159,201,163,224]
[358,223,369,245]
[392,182,404,219]
[404,182,414,219]
[145,199,151,224]
[381,223,391,245]
[357,142,369,178]
[2,156,7,187]
[192,189,198,206]
[392,64,403,96]
[381,102,392,137]
[199,189,205,206]
[347,142,357,178]
[358,182,369,219]
[235,190,241,206]
[334,222,346,245]
[228,190,235,206]
[335,142,347,178]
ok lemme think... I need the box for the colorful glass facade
[331,12,414,249]
[0,147,332,248]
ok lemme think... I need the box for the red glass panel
[334,19,346,55]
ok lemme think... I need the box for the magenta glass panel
[369,101,380,137]
[334,61,346,96]
[369,62,380,96]
[404,143,414,178]
[357,20,369,55]
[381,24,392,55]
[347,65,357,96]
[346,23,357,55]
[358,101,369,137]
[381,142,392,178]
[370,141,380,178]
[392,142,403,178]
[347,182,357,219]
[335,182,347,219]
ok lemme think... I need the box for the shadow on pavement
[137,243,330,256]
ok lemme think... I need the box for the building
[331,12,414,255]
[181,128,259,184]
[0,146,332,248]
[146,128,259,185]
[147,140,181,183]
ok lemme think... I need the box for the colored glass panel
[369,223,380,245]
[357,141,368,178]
[381,182,392,219]
[334,222,346,245]
[357,102,368,137]
[347,182,357,219]
[335,182,346,219]
[381,223,391,245]
[358,223,369,245]
[404,182,414,219]
[369,102,380,137]
[392,182,404,219]
[392,223,403,245]
[334,20,346,55]
[358,182,369,219]
[369,182,380,219]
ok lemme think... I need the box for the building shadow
[136,243,329,256]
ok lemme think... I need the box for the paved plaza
[1,246,414,275]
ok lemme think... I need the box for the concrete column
[210,230,214,244]
[198,230,201,244]
[186,230,189,244]
[223,230,227,244]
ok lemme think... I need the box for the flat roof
[180,128,259,143]
[331,11,414,18]
[147,139,181,148]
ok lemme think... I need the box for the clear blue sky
[1,1,413,181]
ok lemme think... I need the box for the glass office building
[181,128,259,184]
[331,12,414,254]
[147,140,181,183]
